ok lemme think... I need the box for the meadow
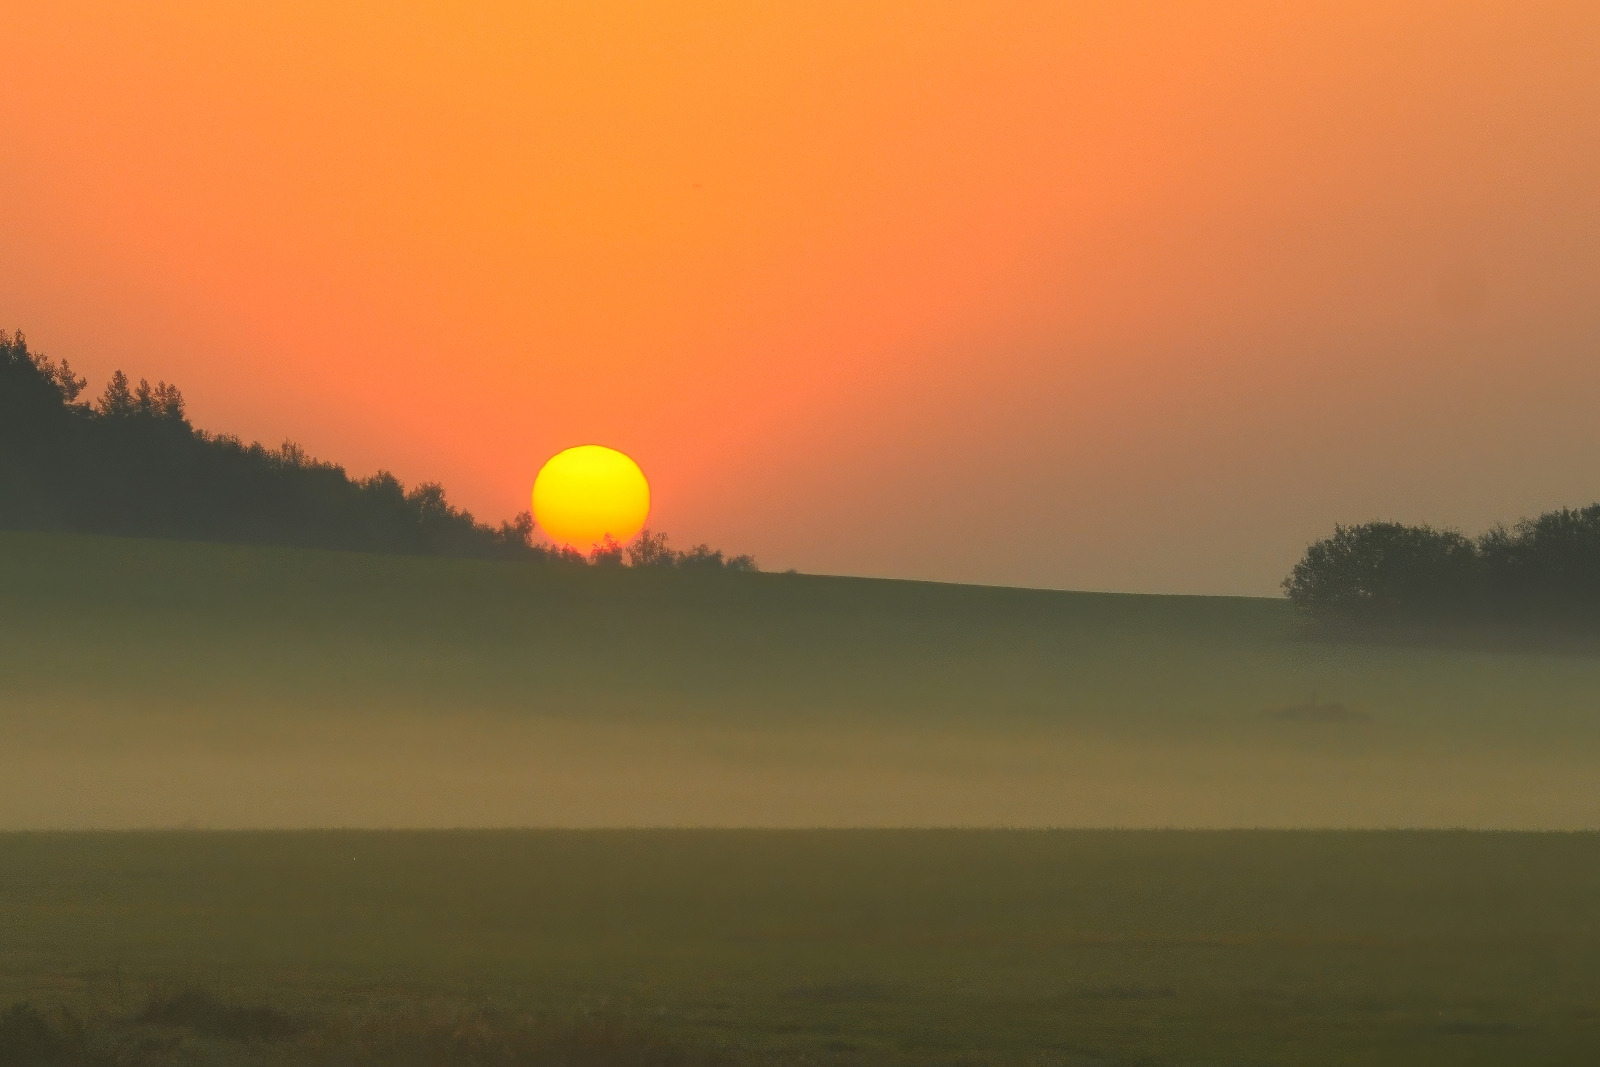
[2,529,1599,829]
[4,829,1600,1065]
[5,531,1600,1062]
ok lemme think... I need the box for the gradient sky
[4,2,1598,594]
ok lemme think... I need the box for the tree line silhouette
[0,330,755,570]
[1285,509,1600,626]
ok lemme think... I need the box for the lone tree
[1283,522,1478,622]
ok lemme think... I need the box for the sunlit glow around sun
[532,445,650,552]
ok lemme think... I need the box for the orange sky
[4,2,1598,594]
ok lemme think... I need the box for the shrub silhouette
[626,529,676,567]
[589,534,627,567]
[623,529,758,572]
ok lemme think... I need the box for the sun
[532,445,650,552]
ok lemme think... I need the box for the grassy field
[4,532,1600,1062]
[2,529,1599,828]
[4,829,1600,1065]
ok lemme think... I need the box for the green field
[5,829,1600,1065]
[5,531,1600,1062]
[2,529,1599,829]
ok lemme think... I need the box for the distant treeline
[0,330,754,570]
[1285,509,1600,625]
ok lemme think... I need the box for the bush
[624,529,758,573]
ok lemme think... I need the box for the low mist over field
[6,530,1598,831]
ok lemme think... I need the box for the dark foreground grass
[4,830,1600,1065]
[2,997,732,1067]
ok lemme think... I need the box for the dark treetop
[1285,510,1600,626]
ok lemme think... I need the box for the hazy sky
[4,2,1598,594]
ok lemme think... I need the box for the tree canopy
[1285,510,1600,626]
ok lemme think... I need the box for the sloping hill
[3,530,1598,828]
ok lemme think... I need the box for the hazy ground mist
[4,531,1600,829]
[5,707,1599,830]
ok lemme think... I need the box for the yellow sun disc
[532,445,651,552]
